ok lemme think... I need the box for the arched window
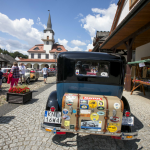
[46,41,49,45]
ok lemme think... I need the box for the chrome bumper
[41,123,138,140]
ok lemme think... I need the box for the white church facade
[16,13,67,69]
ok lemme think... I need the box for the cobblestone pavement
[0,76,56,106]
[0,85,150,150]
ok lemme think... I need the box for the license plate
[44,111,61,124]
[122,117,134,126]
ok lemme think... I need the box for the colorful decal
[63,109,68,115]
[108,123,120,126]
[97,107,105,110]
[73,109,77,113]
[66,95,76,99]
[98,101,104,107]
[80,104,89,109]
[80,114,90,117]
[107,125,117,132]
[70,125,74,129]
[114,103,120,109]
[89,100,97,108]
[81,120,101,131]
[83,97,102,100]
[64,121,70,127]
[80,110,91,114]
[80,99,88,104]
[66,99,73,106]
[62,115,70,120]
[98,121,102,131]
[76,69,79,75]
[90,113,99,121]
[110,116,120,122]
[64,94,78,96]
[101,72,108,77]
[97,111,105,116]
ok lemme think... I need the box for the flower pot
[6,91,32,104]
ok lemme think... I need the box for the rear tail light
[50,106,55,112]
[111,136,121,139]
[125,111,131,117]
[56,131,66,135]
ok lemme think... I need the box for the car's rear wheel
[2,77,7,83]
[26,78,30,84]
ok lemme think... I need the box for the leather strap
[62,95,66,108]
[120,100,124,113]
[103,95,109,133]
[75,94,79,131]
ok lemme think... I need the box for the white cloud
[58,38,83,51]
[36,17,47,29]
[75,13,84,19]
[80,3,117,37]
[0,12,43,48]
[71,40,86,46]
[85,37,94,51]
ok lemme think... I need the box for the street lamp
[54,51,57,76]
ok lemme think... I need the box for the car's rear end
[41,52,138,140]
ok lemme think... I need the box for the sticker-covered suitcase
[61,93,124,134]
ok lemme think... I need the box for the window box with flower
[7,85,32,104]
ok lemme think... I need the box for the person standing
[0,68,3,91]
[19,63,26,85]
[10,62,20,88]
[42,65,48,84]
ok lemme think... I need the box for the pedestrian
[42,65,48,84]
[10,62,20,89]
[0,68,3,91]
[19,63,26,85]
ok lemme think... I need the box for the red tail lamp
[50,106,55,112]
[111,136,121,139]
[56,131,66,135]
[125,111,131,117]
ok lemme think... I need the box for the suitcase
[61,93,124,134]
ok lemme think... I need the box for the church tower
[42,12,55,54]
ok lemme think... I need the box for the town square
[0,0,150,150]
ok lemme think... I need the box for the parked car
[41,52,138,140]
[48,68,56,76]
[1,68,11,83]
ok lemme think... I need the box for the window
[31,53,34,59]
[129,0,138,10]
[34,47,39,50]
[38,53,41,59]
[46,54,49,59]
[57,47,62,51]
[75,60,109,77]
[46,41,49,45]
[47,36,49,40]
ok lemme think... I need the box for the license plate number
[122,117,134,126]
[44,111,61,124]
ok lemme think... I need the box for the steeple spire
[47,12,52,29]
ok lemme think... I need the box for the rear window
[1,69,7,73]
[75,61,109,77]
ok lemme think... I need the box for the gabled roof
[50,44,67,53]
[0,54,15,64]
[0,56,9,62]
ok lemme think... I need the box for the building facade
[17,13,67,69]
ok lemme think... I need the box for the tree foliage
[0,48,28,59]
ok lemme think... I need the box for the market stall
[128,59,150,95]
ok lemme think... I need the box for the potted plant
[7,85,32,104]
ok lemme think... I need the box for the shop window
[129,0,138,10]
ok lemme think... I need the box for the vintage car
[1,68,11,83]
[41,52,138,140]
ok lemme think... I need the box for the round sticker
[66,99,73,106]
[114,103,120,109]
[107,125,117,132]
[62,115,70,120]
[63,109,68,114]
[90,113,99,121]
[89,100,97,108]
[97,111,105,115]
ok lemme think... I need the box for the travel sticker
[73,109,77,113]
[66,95,76,99]
[83,97,102,100]
[114,103,120,109]
[80,114,90,117]
[110,116,120,122]
[89,100,97,108]
[63,109,68,114]
[70,125,74,129]
[98,121,102,131]
[80,99,88,104]
[80,104,89,109]
[80,110,91,114]
[76,69,79,75]
[62,115,70,120]
[81,120,101,131]
[66,99,73,106]
[90,113,99,121]
[64,121,70,127]
[97,107,105,110]
[97,111,105,116]
[107,125,117,132]
[98,101,104,107]
[108,123,120,126]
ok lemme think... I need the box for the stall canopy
[128,59,150,65]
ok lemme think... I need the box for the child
[0,68,3,91]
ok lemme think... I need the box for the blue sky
[0,0,118,54]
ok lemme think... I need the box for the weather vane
[48,10,50,12]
